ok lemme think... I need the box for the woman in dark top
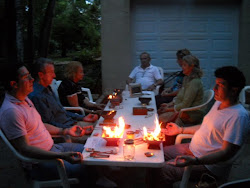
[155,49,191,109]
[58,61,105,115]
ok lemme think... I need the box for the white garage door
[131,0,240,89]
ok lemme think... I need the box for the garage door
[131,0,240,89]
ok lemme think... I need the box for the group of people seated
[0,50,249,187]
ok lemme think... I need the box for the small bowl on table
[139,97,151,105]
[101,110,117,120]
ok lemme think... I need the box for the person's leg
[155,95,174,109]
[158,143,213,187]
[149,144,190,187]
[30,143,95,187]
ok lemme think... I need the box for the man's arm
[10,135,83,164]
[147,79,164,91]
[196,141,240,165]
[163,122,201,136]
[155,79,163,86]
[44,123,65,135]
[11,135,66,159]
[170,141,240,167]
[126,77,133,85]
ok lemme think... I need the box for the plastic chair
[239,86,250,108]
[50,79,85,115]
[177,89,214,124]
[155,66,164,95]
[174,133,246,188]
[218,178,250,188]
[0,129,79,188]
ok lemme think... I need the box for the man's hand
[83,114,98,122]
[161,88,172,96]
[167,155,196,167]
[162,122,181,136]
[147,84,156,91]
[61,152,83,164]
[66,125,85,137]
[82,125,94,135]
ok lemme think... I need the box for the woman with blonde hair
[158,55,204,145]
[58,61,105,116]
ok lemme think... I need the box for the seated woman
[155,48,191,109]
[158,54,204,127]
[58,61,105,116]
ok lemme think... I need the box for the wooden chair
[0,129,79,188]
[174,133,246,188]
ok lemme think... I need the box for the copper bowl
[139,97,151,105]
[103,137,120,146]
[101,110,117,120]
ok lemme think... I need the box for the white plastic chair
[218,178,250,188]
[0,129,79,188]
[239,86,250,108]
[177,89,214,124]
[174,133,246,188]
[50,79,85,115]
[155,66,164,95]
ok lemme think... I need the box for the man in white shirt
[126,52,163,90]
[152,66,249,187]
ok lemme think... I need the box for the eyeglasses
[140,57,149,60]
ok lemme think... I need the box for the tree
[38,0,56,57]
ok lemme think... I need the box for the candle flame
[143,115,162,141]
[102,116,125,138]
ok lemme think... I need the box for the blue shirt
[29,82,84,128]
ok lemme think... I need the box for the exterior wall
[101,0,250,94]
[101,0,131,94]
[238,0,250,85]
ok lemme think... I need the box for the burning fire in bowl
[143,117,165,150]
[101,110,117,120]
[102,117,125,146]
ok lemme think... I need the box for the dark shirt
[58,79,86,107]
[29,82,84,128]
[172,71,185,91]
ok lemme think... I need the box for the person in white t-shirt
[126,52,163,90]
[152,66,249,187]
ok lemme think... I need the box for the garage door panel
[212,40,233,51]
[131,0,239,89]
[136,40,158,52]
[160,21,184,33]
[159,39,184,51]
[211,22,233,33]
[135,22,158,33]
[186,40,210,51]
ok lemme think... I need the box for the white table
[82,91,165,168]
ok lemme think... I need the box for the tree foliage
[50,0,101,62]
[19,0,101,63]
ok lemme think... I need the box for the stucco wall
[101,0,131,94]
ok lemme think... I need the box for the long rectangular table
[82,91,165,168]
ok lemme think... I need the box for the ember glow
[108,95,113,99]
[108,110,115,115]
[143,116,162,141]
[102,117,125,138]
